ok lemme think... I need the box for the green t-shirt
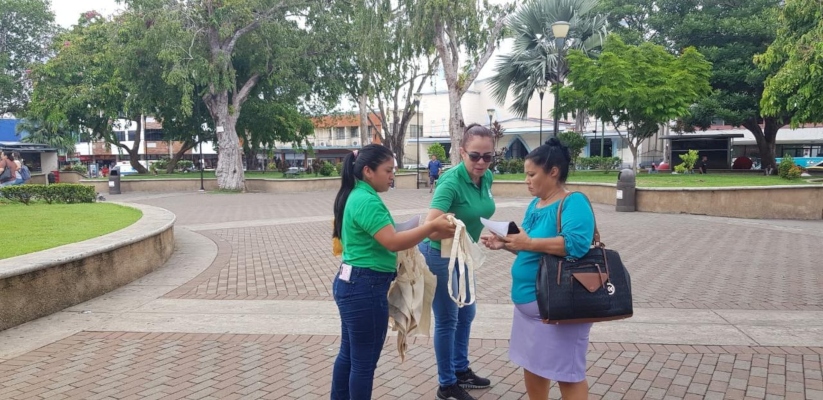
[426,162,496,250]
[341,180,396,272]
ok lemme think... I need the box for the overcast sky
[51,0,123,28]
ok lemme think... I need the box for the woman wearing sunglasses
[418,123,497,400]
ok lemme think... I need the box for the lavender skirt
[509,301,592,383]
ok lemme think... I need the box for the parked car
[112,164,138,176]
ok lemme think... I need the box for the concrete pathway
[1,190,821,399]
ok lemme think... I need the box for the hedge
[0,184,97,205]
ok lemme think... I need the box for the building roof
[0,141,57,152]
[311,113,383,129]
[660,134,745,140]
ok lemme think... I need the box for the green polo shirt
[341,180,397,272]
[425,162,496,250]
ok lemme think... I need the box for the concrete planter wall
[495,180,822,220]
[0,203,175,331]
[82,172,419,194]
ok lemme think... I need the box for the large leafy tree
[330,0,438,167]
[756,0,823,126]
[27,12,154,173]
[599,0,786,171]
[408,0,512,163]
[561,35,712,170]
[142,0,347,191]
[489,0,607,129]
[0,0,58,115]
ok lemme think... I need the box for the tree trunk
[207,92,245,191]
[128,116,149,174]
[166,140,196,174]
[447,92,465,164]
[743,117,780,173]
[359,92,369,146]
[628,140,639,172]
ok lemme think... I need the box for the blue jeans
[330,266,395,400]
[418,241,476,387]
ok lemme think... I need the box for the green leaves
[562,34,712,147]
[0,0,58,115]
[489,0,607,117]
[757,0,823,126]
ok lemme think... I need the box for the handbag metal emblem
[606,282,615,296]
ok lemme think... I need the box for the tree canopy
[489,0,607,119]
[561,35,712,169]
[0,0,58,115]
[756,0,823,126]
[597,0,786,170]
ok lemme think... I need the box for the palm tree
[16,118,79,156]
[489,0,607,127]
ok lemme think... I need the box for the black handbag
[536,192,633,324]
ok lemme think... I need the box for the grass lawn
[0,203,142,259]
[494,171,821,187]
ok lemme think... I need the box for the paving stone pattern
[153,191,823,310]
[1,332,821,400]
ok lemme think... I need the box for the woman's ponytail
[332,144,394,241]
[333,151,358,239]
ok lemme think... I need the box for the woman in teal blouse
[482,138,595,400]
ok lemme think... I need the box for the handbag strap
[555,191,602,247]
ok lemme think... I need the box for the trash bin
[616,168,636,212]
[108,169,121,195]
[49,170,60,184]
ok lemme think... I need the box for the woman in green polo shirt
[330,144,455,400]
[418,123,497,400]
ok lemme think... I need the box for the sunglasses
[467,152,493,163]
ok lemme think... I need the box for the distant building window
[115,131,138,141]
[327,129,332,141]
[350,127,358,138]
[144,129,164,141]
[711,117,725,126]
[409,125,422,138]
[336,127,345,139]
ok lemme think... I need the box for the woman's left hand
[502,229,532,252]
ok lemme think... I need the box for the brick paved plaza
[1,189,822,399]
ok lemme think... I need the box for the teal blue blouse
[510,193,596,304]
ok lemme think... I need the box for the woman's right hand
[480,234,506,250]
[428,213,456,238]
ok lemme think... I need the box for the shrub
[153,158,170,171]
[178,160,194,171]
[577,156,622,171]
[678,149,699,171]
[507,158,524,174]
[62,163,88,174]
[319,161,335,176]
[334,162,344,176]
[674,164,687,174]
[778,155,797,179]
[427,143,447,162]
[1,184,96,205]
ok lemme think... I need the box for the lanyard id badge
[339,263,353,282]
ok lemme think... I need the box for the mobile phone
[507,221,520,235]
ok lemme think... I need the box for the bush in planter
[778,155,801,180]
[319,161,335,176]
[1,184,96,204]
[334,162,344,176]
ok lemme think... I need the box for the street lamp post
[414,92,422,189]
[199,137,205,192]
[551,21,570,138]
[486,108,495,128]
[537,83,547,144]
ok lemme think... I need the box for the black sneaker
[436,383,476,400]
[456,368,491,389]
